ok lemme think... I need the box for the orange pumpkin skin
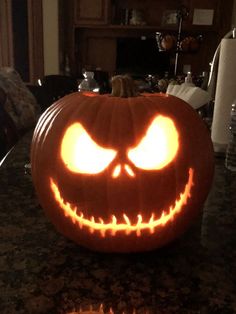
[31,92,214,252]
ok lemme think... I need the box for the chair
[0,67,41,134]
[38,75,78,111]
[0,87,19,162]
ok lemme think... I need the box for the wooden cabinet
[61,0,234,77]
[110,0,189,27]
[75,0,110,25]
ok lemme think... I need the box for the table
[0,131,236,314]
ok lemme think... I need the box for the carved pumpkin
[31,75,214,252]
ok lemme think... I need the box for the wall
[42,0,59,75]
[42,0,236,76]
[232,0,236,28]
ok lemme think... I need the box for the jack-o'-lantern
[31,75,214,252]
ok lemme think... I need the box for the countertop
[0,132,236,314]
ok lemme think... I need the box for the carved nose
[112,163,135,178]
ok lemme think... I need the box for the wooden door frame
[0,0,44,84]
[0,0,14,67]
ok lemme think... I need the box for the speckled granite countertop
[0,132,236,314]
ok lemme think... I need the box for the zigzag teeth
[100,230,106,237]
[98,218,106,237]
[71,206,77,224]
[99,218,104,225]
[72,304,105,314]
[111,215,118,236]
[99,304,104,313]
[136,229,141,236]
[51,168,194,236]
[109,308,114,314]
[123,214,131,225]
[123,214,131,234]
[64,202,70,217]
[112,215,117,225]
[137,214,142,224]
[78,212,83,229]
[136,214,142,236]
[89,216,95,233]
[149,213,154,223]
[149,214,155,233]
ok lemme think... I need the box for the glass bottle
[225,103,236,171]
[78,71,99,93]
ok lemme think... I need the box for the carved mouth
[50,168,194,237]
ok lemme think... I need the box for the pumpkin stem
[111,75,139,98]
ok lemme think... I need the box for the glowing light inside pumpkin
[61,115,179,177]
[128,116,179,170]
[50,168,194,237]
[112,164,136,178]
[124,164,135,177]
[112,164,121,178]
[61,123,117,174]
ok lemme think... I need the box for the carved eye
[61,123,117,174]
[127,116,179,170]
